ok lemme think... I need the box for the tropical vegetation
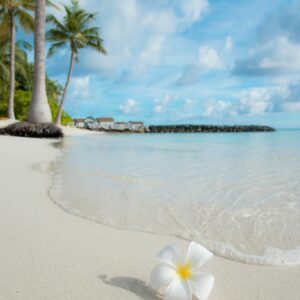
[0,27,71,124]
[46,0,106,125]
[0,52,72,124]
[0,0,105,126]
[0,0,34,119]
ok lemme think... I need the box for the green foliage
[0,35,70,123]
[0,38,30,85]
[0,89,72,125]
[0,0,70,123]
[49,98,73,125]
[0,0,35,33]
[15,61,63,101]
[46,0,107,61]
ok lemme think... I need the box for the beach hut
[73,118,86,128]
[128,121,144,131]
[84,116,96,129]
[96,117,115,130]
[112,122,128,131]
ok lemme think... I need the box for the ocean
[49,130,300,266]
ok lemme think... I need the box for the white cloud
[177,45,223,85]
[153,94,175,114]
[235,37,300,77]
[197,46,223,70]
[119,98,139,114]
[72,0,209,80]
[125,35,166,80]
[70,76,90,99]
[178,0,209,24]
[239,85,300,114]
[233,0,300,80]
[225,36,233,51]
[237,87,282,115]
[203,100,235,117]
[237,84,300,115]
[282,101,300,112]
[202,83,300,118]
[183,98,195,112]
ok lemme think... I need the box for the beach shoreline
[0,126,299,299]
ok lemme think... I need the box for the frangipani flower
[150,242,214,300]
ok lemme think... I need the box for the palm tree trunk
[28,0,52,123]
[8,14,16,120]
[55,51,74,126]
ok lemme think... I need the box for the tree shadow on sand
[98,274,162,299]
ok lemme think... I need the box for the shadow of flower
[98,274,162,299]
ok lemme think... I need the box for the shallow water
[49,130,300,265]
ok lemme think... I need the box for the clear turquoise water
[50,130,300,265]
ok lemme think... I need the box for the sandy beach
[0,123,299,299]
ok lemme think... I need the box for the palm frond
[46,29,69,41]
[20,0,35,12]
[15,9,34,32]
[15,60,27,77]
[81,27,99,36]
[0,60,9,81]
[46,14,65,32]
[86,41,107,54]
[16,39,32,51]
[47,41,67,58]
[46,0,106,63]
[46,0,59,10]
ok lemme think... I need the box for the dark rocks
[0,122,63,138]
[148,125,275,133]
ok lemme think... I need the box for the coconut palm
[0,0,34,119]
[46,0,106,125]
[0,38,9,95]
[0,42,9,84]
[0,38,32,82]
[0,37,32,110]
[27,0,54,123]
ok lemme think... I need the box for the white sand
[60,125,104,136]
[0,118,18,127]
[0,122,299,299]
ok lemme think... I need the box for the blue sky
[22,0,300,127]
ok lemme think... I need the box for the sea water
[49,130,300,265]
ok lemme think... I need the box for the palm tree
[0,36,9,97]
[27,0,52,123]
[46,77,63,102]
[0,0,34,120]
[46,0,106,125]
[0,35,32,109]
[0,41,9,85]
[0,39,32,82]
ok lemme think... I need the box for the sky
[22,0,300,127]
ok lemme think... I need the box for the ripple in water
[49,131,300,265]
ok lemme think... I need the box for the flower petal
[186,242,213,269]
[150,264,176,290]
[165,277,192,300]
[156,244,184,267]
[190,272,215,300]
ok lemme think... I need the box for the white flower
[150,242,214,300]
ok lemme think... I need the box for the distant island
[73,117,275,133]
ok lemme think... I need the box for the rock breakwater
[147,125,275,133]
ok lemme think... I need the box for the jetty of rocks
[147,125,275,133]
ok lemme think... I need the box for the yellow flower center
[176,263,192,280]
